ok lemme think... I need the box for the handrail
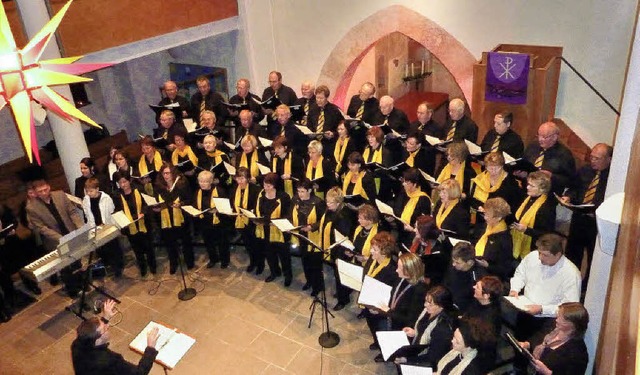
[559,56,620,116]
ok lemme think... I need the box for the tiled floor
[0,246,400,375]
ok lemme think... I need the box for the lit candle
[405,63,408,78]
[411,63,414,77]
[421,60,425,75]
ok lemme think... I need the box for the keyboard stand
[66,252,121,320]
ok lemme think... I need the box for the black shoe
[310,289,320,297]
[170,266,177,275]
[357,310,367,319]
[0,310,11,323]
[284,278,292,287]
[221,263,229,269]
[150,268,157,275]
[333,303,346,311]
[265,275,277,283]
[27,284,42,295]
[302,282,311,291]
[141,270,148,277]
[255,268,264,276]
[206,262,216,268]
[369,342,379,351]
[374,353,384,362]
[246,265,255,273]
[187,264,195,270]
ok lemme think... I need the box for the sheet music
[424,134,443,146]
[140,193,160,206]
[448,237,471,247]
[211,197,236,215]
[256,163,272,175]
[129,321,195,370]
[375,199,406,224]
[259,137,273,148]
[464,139,482,155]
[183,118,197,133]
[271,218,298,232]
[400,364,433,375]
[111,211,133,229]
[418,169,437,184]
[65,193,83,206]
[224,141,236,150]
[336,259,363,291]
[333,230,355,250]
[223,161,236,176]
[503,151,516,164]
[239,208,260,219]
[376,330,410,361]
[357,275,392,308]
[504,295,537,312]
[181,205,211,217]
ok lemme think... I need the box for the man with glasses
[262,71,298,138]
[190,75,225,127]
[561,143,613,289]
[156,80,190,124]
[479,111,524,158]
[346,82,379,151]
[227,78,263,128]
[518,121,576,194]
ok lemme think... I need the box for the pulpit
[472,44,563,145]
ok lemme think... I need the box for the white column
[15,0,89,189]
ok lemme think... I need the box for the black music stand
[289,231,340,348]
[66,251,121,320]
[176,246,196,301]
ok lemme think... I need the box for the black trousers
[161,226,194,270]
[301,250,324,293]
[239,227,263,271]
[330,248,352,305]
[263,240,291,280]
[201,222,231,266]
[565,213,597,283]
[128,231,156,274]
[96,240,124,274]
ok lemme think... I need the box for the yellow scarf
[240,149,260,178]
[342,171,369,199]
[512,195,547,259]
[475,220,508,256]
[255,191,284,243]
[292,203,318,248]
[159,195,183,228]
[171,145,198,167]
[138,151,162,175]
[406,150,418,167]
[334,137,350,173]
[306,156,325,199]
[363,145,383,193]
[273,152,293,197]
[367,256,391,277]
[206,149,225,165]
[319,212,333,260]
[353,223,378,259]
[437,161,466,190]
[234,185,250,228]
[471,170,506,203]
[401,189,430,224]
[120,190,146,234]
[196,188,220,224]
[436,198,459,229]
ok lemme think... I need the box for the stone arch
[317,4,476,109]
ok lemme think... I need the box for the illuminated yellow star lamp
[0,0,112,164]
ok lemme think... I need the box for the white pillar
[15,0,89,189]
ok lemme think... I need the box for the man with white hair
[443,98,478,143]
[373,95,410,159]
[262,71,298,138]
[346,82,379,150]
[295,81,316,125]
[227,78,263,127]
[156,80,190,124]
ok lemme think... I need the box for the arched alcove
[317,4,476,109]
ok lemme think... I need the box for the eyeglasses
[537,133,557,140]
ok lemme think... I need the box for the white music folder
[376,330,410,361]
[130,321,195,370]
[400,364,433,375]
[336,259,363,291]
[357,275,392,308]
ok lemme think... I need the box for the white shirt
[510,251,581,316]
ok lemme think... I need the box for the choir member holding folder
[230,167,261,274]
[433,179,470,241]
[436,317,496,375]
[363,232,399,351]
[255,173,292,285]
[363,127,394,202]
[136,137,165,195]
[305,140,336,200]
[270,136,304,198]
[474,198,515,282]
[393,286,456,369]
[318,187,355,310]
[193,170,230,269]
[114,172,156,276]
[291,179,326,296]
[371,253,428,363]
[236,135,268,184]
[342,152,377,208]
[350,204,379,265]
[154,162,194,274]
[171,131,199,188]
[410,215,451,286]
[197,135,231,188]
[390,168,432,248]
[435,141,477,199]
[333,121,357,180]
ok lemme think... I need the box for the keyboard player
[26,179,85,297]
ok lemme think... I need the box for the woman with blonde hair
[306,140,336,199]
[436,141,477,197]
[235,134,268,183]
[433,179,470,240]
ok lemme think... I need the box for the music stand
[175,245,196,301]
[289,231,340,348]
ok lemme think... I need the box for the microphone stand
[176,245,196,301]
[291,232,340,348]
